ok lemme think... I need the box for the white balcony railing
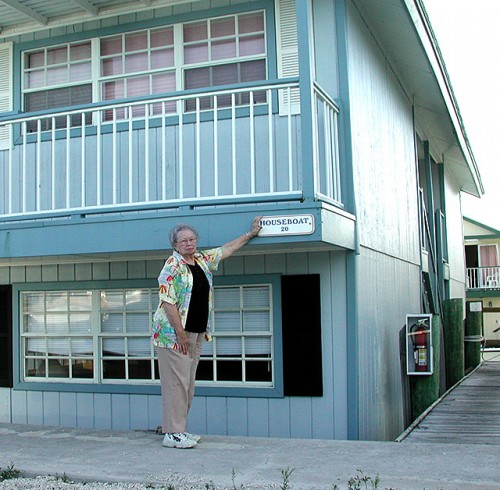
[467,266,500,289]
[0,79,342,221]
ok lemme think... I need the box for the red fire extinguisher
[410,320,429,372]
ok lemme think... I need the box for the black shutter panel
[281,275,323,396]
[0,285,13,388]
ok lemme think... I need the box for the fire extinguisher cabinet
[406,314,433,375]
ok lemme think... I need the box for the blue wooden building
[0,0,483,441]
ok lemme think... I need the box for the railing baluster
[96,111,102,206]
[36,119,41,211]
[51,117,56,210]
[128,107,133,203]
[179,103,184,200]
[145,104,150,202]
[196,97,201,198]
[66,115,71,209]
[250,91,255,194]
[22,122,27,213]
[161,102,166,200]
[112,108,117,205]
[213,95,219,197]
[287,86,293,192]
[81,113,86,207]
[231,93,236,196]
[267,89,273,193]
[8,125,12,214]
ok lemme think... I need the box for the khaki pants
[157,332,204,434]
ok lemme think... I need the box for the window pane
[125,31,148,51]
[196,360,213,380]
[128,338,151,356]
[71,337,93,355]
[211,17,235,38]
[69,313,92,333]
[103,338,125,355]
[69,291,92,311]
[211,39,236,60]
[185,67,210,89]
[46,292,68,311]
[48,359,69,378]
[70,62,91,82]
[23,292,44,313]
[243,311,270,332]
[103,360,125,379]
[47,87,70,108]
[151,48,174,69]
[25,70,45,89]
[213,64,238,86]
[217,337,242,355]
[47,65,69,84]
[243,286,270,308]
[184,43,209,64]
[101,36,122,56]
[72,359,93,378]
[47,46,67,65]
[128,76,150,97]
[246,360,272,382]
[101,291,124,310]
[125,290,149,310]
[128,359,152,379]
[46,314,68,334]
[103,80,125,100]
[125,52,148,73]
[151,28,173,48]
[239,34,265,56]
[47,337,69,355]
[184,21,207,42]
[214,288,240,308]
[102,57,123,76]
[214,311,240,332]
[125,313,149,333]
[102,312,123,332]
[26,51,45,69]
[152,72,175,94]
[217,360,241,381]
[239,12,264,34]
[240,60,266,82]
[245,337,271,354]
[70,42,91,61]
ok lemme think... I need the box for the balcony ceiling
[0,0,191,37]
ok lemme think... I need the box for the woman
[152,216,262,448]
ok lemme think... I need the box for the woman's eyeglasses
[176,237,197,245]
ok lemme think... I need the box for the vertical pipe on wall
[336,0,360,439]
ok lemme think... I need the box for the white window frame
[19,280,275,389]
[21,10,267,115]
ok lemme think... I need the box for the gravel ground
[0,476,280,490]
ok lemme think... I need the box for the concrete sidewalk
[0,423,498,490]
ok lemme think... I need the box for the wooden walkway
[401,356,500,445]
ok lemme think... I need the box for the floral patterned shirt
[151,248,223,349]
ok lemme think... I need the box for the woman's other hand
[176,330,189,355]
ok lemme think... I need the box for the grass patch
[0,463,20,481]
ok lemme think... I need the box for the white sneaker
[185,432,201,443]
[162,432,197,449]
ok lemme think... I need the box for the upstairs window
[21,10,267,124]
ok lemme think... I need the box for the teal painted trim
[467,290,500,299]
[336,0,358,440]
[12,274,284,398]
[11,0,276,118]
[296,0,315,201]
